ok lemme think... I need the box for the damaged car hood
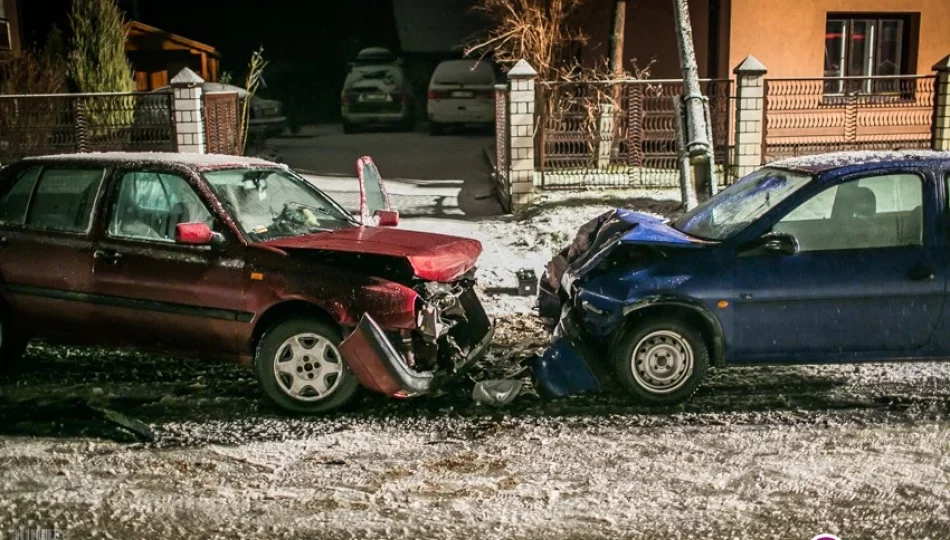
[262,227,482,282]
[544,209,711,295]
[613,209,708,247]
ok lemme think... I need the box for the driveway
[270,125,502,220]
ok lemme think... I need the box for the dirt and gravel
[3,311,950,539]
[2,140,950,539]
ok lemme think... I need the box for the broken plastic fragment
[339,313,435,397]
[472,379,524,406]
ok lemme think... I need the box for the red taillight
[341,94,350,105]
[427,90,436,100]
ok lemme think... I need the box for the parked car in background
[142,82,288,140]
[426,59,496,135]
[341,48,414,133]
[535,150,950,405]
[0,153,492,413]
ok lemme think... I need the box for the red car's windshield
[203,167,357,242]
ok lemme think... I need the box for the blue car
[535,150,950,405]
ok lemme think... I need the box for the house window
[823,16,911,95]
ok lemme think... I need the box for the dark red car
[0,152,493,413]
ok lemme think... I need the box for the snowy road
[2,315,950,539]
[2,130,950,539]
[2,418,949,539]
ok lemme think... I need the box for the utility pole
[607,0,627,160]
[609,0,626,78]
[671,0,715,207]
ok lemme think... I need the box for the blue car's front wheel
[612,318,708,405]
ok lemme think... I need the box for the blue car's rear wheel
[611,318,708,405]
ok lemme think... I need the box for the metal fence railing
[762,75,936,162]
[0,92,177,164]
[493,84,511,211]
[535,79,734,189]
[203,91,242,155]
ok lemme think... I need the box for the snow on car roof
[432,59,495,85]
[768,150,950,173]
[23,152,279,170]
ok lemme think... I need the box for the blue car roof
[767,150,950,174]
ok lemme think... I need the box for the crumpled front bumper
[532,305,611,397]
[339,288,494,398]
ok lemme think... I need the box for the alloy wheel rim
[630,330,694,394]
[273,332,343,402]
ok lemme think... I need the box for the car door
[356,156,397,226]
[732,168,944,360]
[89,166,252,355]
[0,163,107,342]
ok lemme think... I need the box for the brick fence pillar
[733,56,767,178]
[507,59,538,212]
[171,68,206,154]
[933,55,950,152]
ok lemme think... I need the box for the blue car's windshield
[672,168,813,240]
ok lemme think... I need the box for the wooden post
[609,0,626,77]
[608,0,626,163]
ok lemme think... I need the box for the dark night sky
[19,0,403,121]
[21,0,401,71]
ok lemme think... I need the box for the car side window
[774,173,923,252]
[0,166,42,225]
[109,171,213,242]
[14,167,106,233]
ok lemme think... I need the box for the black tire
[255,317,359,414]
[610,317,708,405]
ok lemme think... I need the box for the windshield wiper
[295,202,359,224]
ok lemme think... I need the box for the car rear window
[346,66,406,89]
[24,168,105,233]
[432,61,495,86]
[0,166,41,225]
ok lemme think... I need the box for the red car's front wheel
[255,317,359,414]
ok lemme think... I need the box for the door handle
[93,249,123,264]
[907,265,935,281]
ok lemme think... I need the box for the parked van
[341,48,415,133]
[426,59,497,135]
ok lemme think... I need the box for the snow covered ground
[2,421,949,539]
[2,133,950,539]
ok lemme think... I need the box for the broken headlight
[414,281,468,342]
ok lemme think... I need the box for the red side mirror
[176,222,214,245]
[375,209,399,227]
